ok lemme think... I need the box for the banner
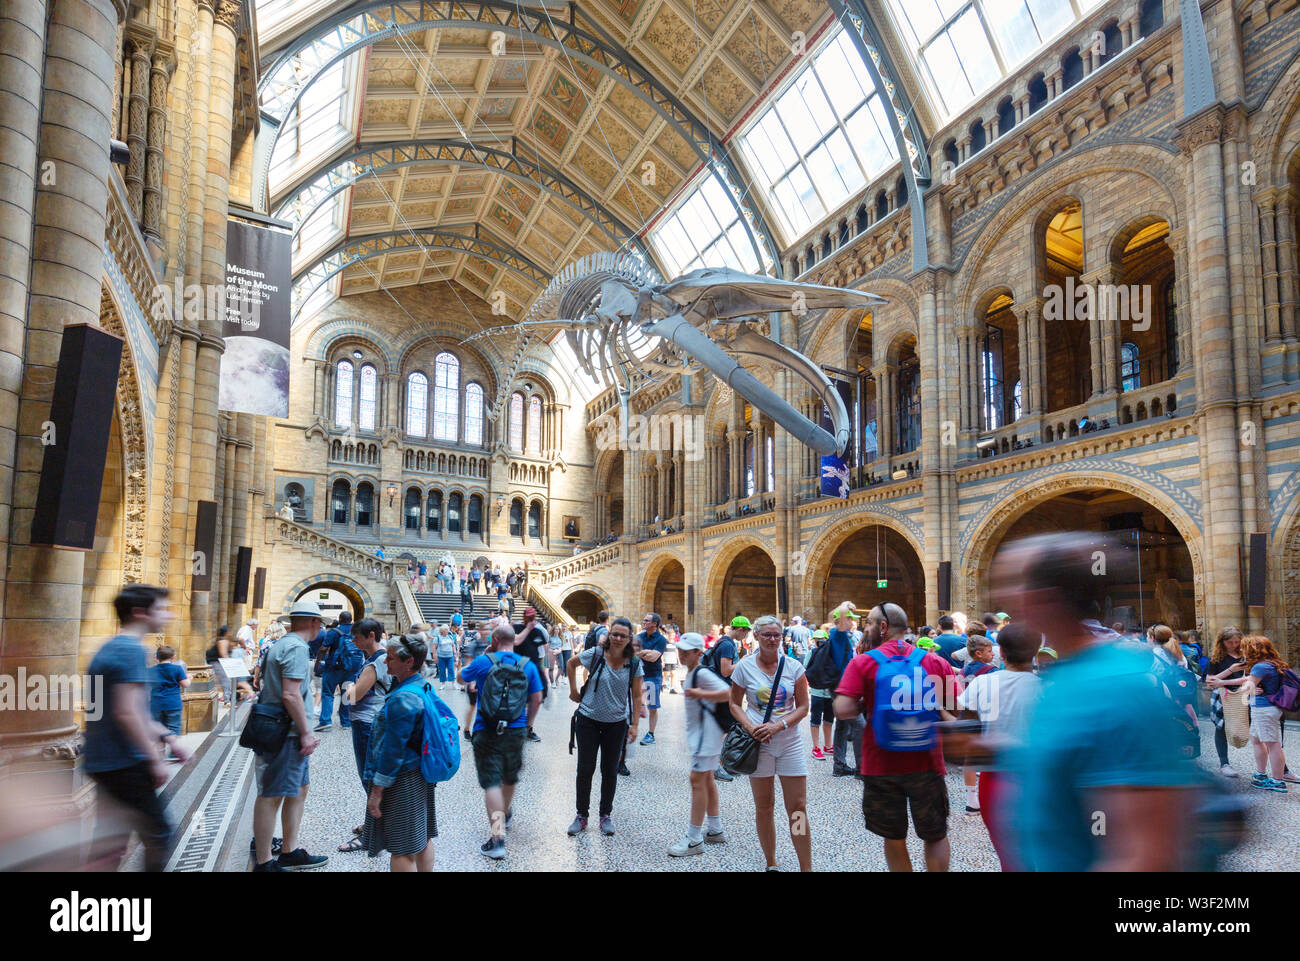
[819,378,854,499]
[220,219,291,416]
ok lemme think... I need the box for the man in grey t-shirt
[252,599,327,872]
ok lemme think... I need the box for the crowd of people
[80,531,1296,873]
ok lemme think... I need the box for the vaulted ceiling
[261,0,834,323]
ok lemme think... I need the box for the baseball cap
[995,612,1010,621]
[812,628,829,640]
[288,598,323,618]
[451,612,463,627]
[676,632,705,652]
[730,615,751,629]
[524,606,537,619]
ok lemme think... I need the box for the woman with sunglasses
[361,634,436,872]
[566,617,643,836]
[728,614,812,871]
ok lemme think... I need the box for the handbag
[1220,686,1251,749]
[239,702,292,754]
[720,655,786,776]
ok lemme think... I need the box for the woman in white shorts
[728,614,811,871]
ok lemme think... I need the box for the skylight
[650,172,768,277]
[886,0,1105,118]
[737,29,896,246]
[265,52,362,199]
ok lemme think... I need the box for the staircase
[411,590,515,625]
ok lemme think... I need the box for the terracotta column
[1,0,126,782]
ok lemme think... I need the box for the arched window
[744,433,755,498]
[509,393,524,451]
[334,360,353,427]
[404,488,421,530]
[426,490,442,532]
[1140,0,1164,36]
[406,372,428,437]
[447,493,462,534]
[528,500,542,538]
[896,354,921,454]
[1061,50,1083,91]
[509,498,523,537]
[331,479,350,525]
[1164,278,1179,378]
[1012,380,1023,422]
[464,383,484,446]
[997,97,1016,137]
[433,352,459,442]
[358,365,377,430]
[765,434,775,492]
[468,494,483,535]
[969,119,986,154]
[355,483,373,527]
[1121,343,1141,392]
[528,396,542,452]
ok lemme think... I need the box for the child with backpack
[1238,635,1300,793]
[670,633,730,856]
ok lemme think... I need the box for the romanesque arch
[703,534,777,624]
[281,575,374,619]
[799,508,926,617]
[959,468,1205,631]
[639,550,686,619]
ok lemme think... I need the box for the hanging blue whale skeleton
[463,253,885,457]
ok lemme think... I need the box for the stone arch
[638,550,687,617]
[955,142,1186,308]
[703,534,777,623]
[1270,482,1300,662]
[281,575,374,619]
[560,583,614,620]
[1253,51,1300,188]
[799,508,926,615]
[304,319,400,371]
[1108,211,1176,264]
[98,285,149,585]
[959,469,1205,632]
[972,284,1017,320]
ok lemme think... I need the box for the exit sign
[876,579,888,589]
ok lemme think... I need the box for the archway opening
[987,489,1195,632]
[981,292,1020,429]
[647,559,686,620]
[821,525,924,628]
[295,581,365,620]
[720,546,776,622]
[1042,202,1089,414]
[852,311,878,468]
[562,590,603,625]
[1113,219,1177,395]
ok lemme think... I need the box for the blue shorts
[644,675,663,710]
[255,735,310,798]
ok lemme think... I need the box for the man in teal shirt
[994,533,1198,871]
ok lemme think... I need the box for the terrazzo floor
[226,678,1297,872]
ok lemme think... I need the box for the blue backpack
[413,682,461,783]
[867,645,938,752]
[327,629,364,677]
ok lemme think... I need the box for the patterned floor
[222,678,1293,872]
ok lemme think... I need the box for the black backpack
[691,665,734,732]
[805,640,850,691]
[477,653,532,734]
[700,640,733,686]
[584,624,608,650]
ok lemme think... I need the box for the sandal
[338,836,365,853]
[352,825,363,836]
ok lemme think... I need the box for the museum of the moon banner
[220,218,291,417]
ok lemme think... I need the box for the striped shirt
[577,648,643,723]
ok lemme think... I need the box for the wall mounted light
[386,483,398,506]
[495,493,506,516]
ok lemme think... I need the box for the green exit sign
[876,579,888,589]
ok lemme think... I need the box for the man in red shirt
[834,602,959,872]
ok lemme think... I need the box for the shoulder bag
[720,656,786,776]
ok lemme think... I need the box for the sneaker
[567,816,588,836]
[313,721,332,732]
[668,836,705,857]
[832,767,853,778]
[1261,778,1288,793]
[964,805,981,816]
[276,848,329,871]
[812,747,825,760]
[1283,771,1300,785]
[640,732,655,746]
[249,837,283,855]
[618,763,631,776]
[1220,764,1240,778]
[599,816,616,836]
[765,865,780,872]
[505,807,513,830]
[713,767,733,782]
[252,859,285,872]
[527,729,541,743]
[668,688,680,695]
[480,837,507,860]
[1251,771,1268,786]
[705,829,726,844]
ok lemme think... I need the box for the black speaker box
[192,501,217,591]
[253,567,267,610]
[233,546,253,603]
[937,560,952,611]
[30,324,123,550]
[1248,533,1267,608]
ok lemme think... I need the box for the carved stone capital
[213,0,242,31]
[1175,105,1223,156]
